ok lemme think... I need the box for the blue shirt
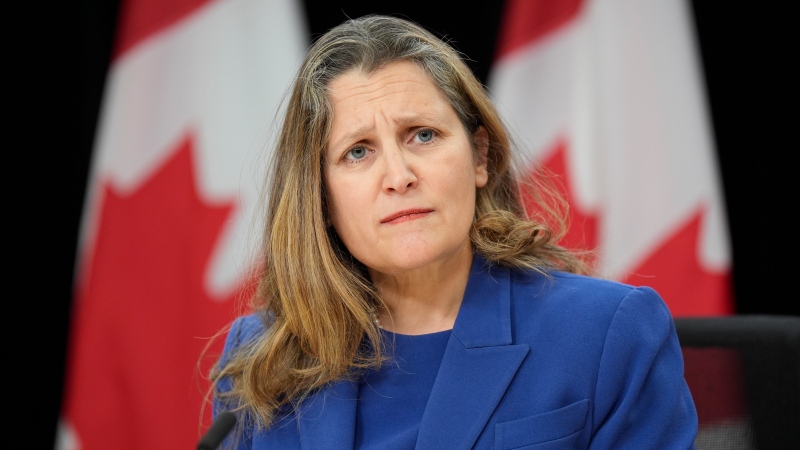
[355,329,452,449]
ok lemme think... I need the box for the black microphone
[197,411,237,450]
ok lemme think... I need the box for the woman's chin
[362,245,472,278]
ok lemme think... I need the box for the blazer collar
[451,253,514,348]
[297,254,530,450]
[416,253,529,449]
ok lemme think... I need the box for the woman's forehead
[325,62,459,148]
[327,61,436,101]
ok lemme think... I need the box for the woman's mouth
[380,208,433,224]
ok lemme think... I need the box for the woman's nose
[382,146,417,193]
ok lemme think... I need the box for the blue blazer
[215,254,698,449]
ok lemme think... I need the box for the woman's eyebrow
[393,113,447,128]
[329,124,375,150]
[330,113,448,150]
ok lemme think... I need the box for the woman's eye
[345,146,368,161]
[416,129,435,143]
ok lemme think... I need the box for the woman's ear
[473,126,489,188]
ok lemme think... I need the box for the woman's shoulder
[510,266,656,298]
[502,266,679,364]
[221,312,269,356]
[507,266,673,326]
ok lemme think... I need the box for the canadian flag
[57,0,307,449]
[488,0,734,317]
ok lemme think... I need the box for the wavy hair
[207,14,592,435]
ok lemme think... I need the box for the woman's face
[324,60,488,278]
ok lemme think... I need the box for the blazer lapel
[416,255,530,450]
[297,378,359,450]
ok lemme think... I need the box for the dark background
[30,1,795,448]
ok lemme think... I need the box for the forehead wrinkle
[327,63,452,152]
[332,76,428,105]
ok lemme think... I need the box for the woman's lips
[380,208,433,224]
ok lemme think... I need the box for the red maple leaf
[542,139,600,255]
[63,133,246,449]
[522,138,601,265]
[620,208,734,317]
[521,139,733,316]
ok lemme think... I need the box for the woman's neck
[370,248,473,335]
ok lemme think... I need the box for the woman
[207,14,698,450]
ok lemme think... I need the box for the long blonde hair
[208,14,591,434]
